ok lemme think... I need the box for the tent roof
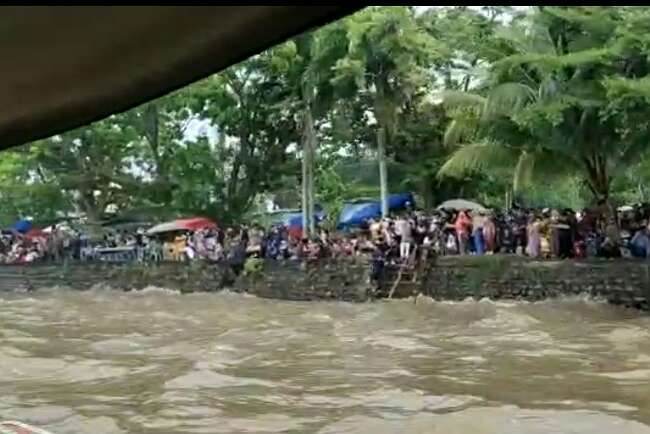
[0,6,360,150]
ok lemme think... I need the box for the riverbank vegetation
[2,6,650,227]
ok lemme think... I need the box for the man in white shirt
[395,216,412,259]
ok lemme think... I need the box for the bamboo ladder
[387,247,418,299]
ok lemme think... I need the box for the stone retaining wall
[1,257,649,311]
[232,259,372,302]
[424,256,650,311]
[0,259,373,302]
[0,262,232,293]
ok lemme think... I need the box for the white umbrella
[436,199,486,212]
[146,221,184,235]
[146,217,217,236]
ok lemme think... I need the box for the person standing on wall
[396,215,412,260]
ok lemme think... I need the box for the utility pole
[378,126,388,217]
[301,107,316,238]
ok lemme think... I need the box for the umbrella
[11,219,32,233]
[25,228,47,240]
[436,199,486,212]
[147,217,217,235]
[287,224,303,241]
[337,192,416,228]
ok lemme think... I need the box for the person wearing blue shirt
[630,224,650,258]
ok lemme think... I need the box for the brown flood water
[1,287,650,433]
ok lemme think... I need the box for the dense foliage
[2,6,650,227]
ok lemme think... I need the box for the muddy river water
[1,288,650,433]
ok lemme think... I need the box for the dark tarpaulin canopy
[0,6,361,150]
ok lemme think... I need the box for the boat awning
[0,6,361,150]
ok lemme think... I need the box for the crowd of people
[2,202,650,268]
[357,204,650,261]
[0,228,90,264]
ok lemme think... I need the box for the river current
[1,288,650,433]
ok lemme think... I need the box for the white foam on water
[164,370,279,390]
[130,404,320,433]
[88,282,115,292]
[534,400,639,413]
[135,285,182,295]
[47,415,124,434]
[362,334,431,351]
[511,348,584,358]
[474,308,541,329]
[602,327,650,345]
[0,355,131,383]
[310,351,337,357]
[89,335,158,355]
[348,368,416,379]
[0,405,74,426]
[597,369,650,381]
[299,312,333,322]
[0,346,32,357]
[1,297,40,304]
[630,354,650,364]
[301,388,481,413]
[317,406,650,434]
[458,356,487,363]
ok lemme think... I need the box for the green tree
[283,23,347,235]
[187,51,301,223]
[334,6,440,216]
[439,6,650,208]
[28,114,142,222]
[0,148,69,225]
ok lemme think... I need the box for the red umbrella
[176,217,217,231]
[287,224,303,241]
[25,228,47,239]
[147,217,217,235]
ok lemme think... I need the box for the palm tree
[335,7,437,216]
[438,6,650,207]
[284,25,347,236]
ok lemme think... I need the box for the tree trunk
[226,132,249,216]
[144,103,162,173]
[421,177,433,210]
[377,126,389,217]
[584,156,616,223]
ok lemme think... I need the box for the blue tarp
[282,210,326,228]
[337,192,415,228]
[269,205,326,229]
[11,219,32,233]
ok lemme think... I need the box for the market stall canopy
[147,217,217,235]
[436,199,487,212]
[0,6,360,150]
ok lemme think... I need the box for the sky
[182,6,530,145]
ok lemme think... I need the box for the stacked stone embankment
[0,256,648,311]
